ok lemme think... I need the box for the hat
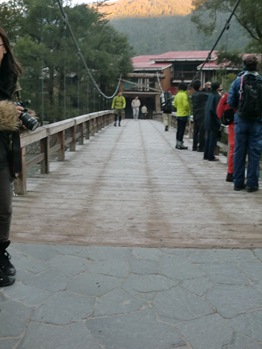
[243,55,258,68]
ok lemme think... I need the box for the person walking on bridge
[0,27,24,287]
[131,96,141,120]
[111,91,126,127]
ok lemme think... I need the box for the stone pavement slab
[0,243,261,349]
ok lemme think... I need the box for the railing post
[40,136,50,174]
[79,123,84,145]
[14,147,27,195]
[70,124,76,151]
[57,130,65,161]
[85,120,90,140]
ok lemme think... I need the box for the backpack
[238,74,262,120]
[216,92,234,126]
[160,91,173,113]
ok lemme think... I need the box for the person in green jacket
[111,91,126,127]
[174,82,191,149]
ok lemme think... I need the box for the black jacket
[204,91,221,131]
[191,91,208,121]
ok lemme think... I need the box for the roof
[132,51,218,71]
[154,51,217,62]
[132,56,172,71]
[131,51,258,73]
[197,61,239,71]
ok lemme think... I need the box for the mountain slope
[97,0,193,19]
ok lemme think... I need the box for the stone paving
[0,119,262,349]
[0,244,261,349]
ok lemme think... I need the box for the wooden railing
[14,110,114,195]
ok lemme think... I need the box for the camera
[16,100,39,131]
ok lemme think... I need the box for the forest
[97,0,258,56]
[0,0,133,124]
[111,14,250,55]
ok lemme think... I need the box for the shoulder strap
[239,75,244,101]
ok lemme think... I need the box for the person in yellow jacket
[174,82,191,149]
[111,91,126,127]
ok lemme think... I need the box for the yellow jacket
[174,90,191,116]
[111,95,126,110]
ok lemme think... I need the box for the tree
[191,0,262,52]
[0,0,133,122]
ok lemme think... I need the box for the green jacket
[111,95,126,110]
[174,90,191,116]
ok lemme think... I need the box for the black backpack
[161,91,173,113]
[238,74,262,120]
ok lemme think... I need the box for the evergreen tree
[0,0,133,122]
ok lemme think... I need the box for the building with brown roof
[122,50,240,118]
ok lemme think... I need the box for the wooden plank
[11,119,262,249]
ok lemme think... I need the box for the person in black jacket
[203,82,222,161]
[191,80,208,151]
[0,27,24,287]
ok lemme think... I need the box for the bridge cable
[56,0,122,99]
[194,0,242,80]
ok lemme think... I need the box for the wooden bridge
[11,114,262,249]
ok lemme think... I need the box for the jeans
[234,115,262,188]
[176,117,188,142]
[0,167,12,242]
[132,107,139,120]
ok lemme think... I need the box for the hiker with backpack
[111,91,126,127]
[160,91,173,131]
[228,55,262,192]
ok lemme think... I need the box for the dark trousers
[114,114,121,124]
[193,118,205,150]
[176,117,188,142]
[0,167,12,242]
[204,130,218,160]
[114,109,124,125]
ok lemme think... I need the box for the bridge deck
[11,119,262,249]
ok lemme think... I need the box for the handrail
[14,110,114,195]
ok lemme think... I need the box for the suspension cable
[56,0,121,99]
[196,0,242,78]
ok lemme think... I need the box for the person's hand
[15,105,25,128]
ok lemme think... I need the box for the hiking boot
[0,269,15,287]
[226,173,234,182]
[176,141,188,150]
[165,126,169,131]
[234,184,246,191]
[114,122,117,127]
[246,186,258,193]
